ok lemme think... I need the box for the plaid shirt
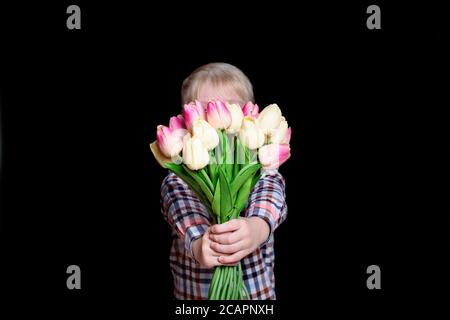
[160,169,288,300]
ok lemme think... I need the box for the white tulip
[269,117,289,144]
[225,102,244,134]
[258,104,282,135]
[192,119,219,150]
[182,133,210,170]
[239,116,265,150]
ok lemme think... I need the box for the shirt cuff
[246,206,275,246]
[185,223,209,262]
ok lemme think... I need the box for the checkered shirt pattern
[160,169,288,300]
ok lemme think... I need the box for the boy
[160,63,288,299]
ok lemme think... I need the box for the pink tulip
[169,114,188,140]
[282,127,292,145]
[242,101,259,118]
[258,144,291,169]
[183,100,205,132]
[156,125,184,158]
[206,100,232,129]
[169,114,186,130]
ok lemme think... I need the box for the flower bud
[182,133,210,170]
[192,119,219,150]
[242,101,259,118]
[239,116,265,150]
[258,144,291,169]
[225,102,244,134]
[183,100,205,132]
[206,100,232,129]
[258,104,282,135]
[156,125,184,158]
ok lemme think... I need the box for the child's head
[181,63,254,107]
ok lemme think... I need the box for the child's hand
[192,227,226,269]
[208,217,270,266]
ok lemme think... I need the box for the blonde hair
[181,62,254,105]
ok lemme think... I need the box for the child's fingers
[210,240,245,254]
[210,219,241,234]
[205,238,229,257]
[209,230,241,245]
[218,261,238,267]
[208,249,221,257]
[218,250,247,265]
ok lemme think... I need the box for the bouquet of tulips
[150,100,291,299]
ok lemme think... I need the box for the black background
[1,1,448,318]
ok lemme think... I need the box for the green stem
[227,267,235,299]
[233,267,239,300]
[227,267,233,300]
[210,267,222,299]
[216,266,225,300]
[219,267,231,300]
[208,266,219,299]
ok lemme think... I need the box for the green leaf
[199,168,214,193]
[182,165,214,204]
[233,177,253,218]
[210,164,218,188]
[165,163,214,215]
[224,134,234,181]
[212,178,221,220]
[208,150,218,187]
[232,167,261,219]
[230,163,261,197]
[250,168,261,190]
[165,162,195,186]
[225,207,238,221]
[219,167,233,219]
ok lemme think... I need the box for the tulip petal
[258,144,291,169]
[192,119,219,150]
[282,127,292,145]
[239,117,265,150]
[206,100,232,129]
[150,140,172,167]
[169,114,186,130]
[225,102,244,134]
[183,101,205,132]
[242,101,259,118]
[157,124,184,158]
[182,134,210,170]
[258,104,282,135]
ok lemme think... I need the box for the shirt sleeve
[244,169,288,244]
[160,171,212,261]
